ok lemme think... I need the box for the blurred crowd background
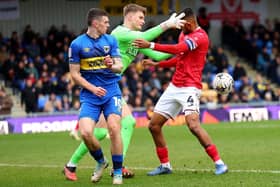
[0,0,279,116]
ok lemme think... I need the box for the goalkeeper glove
[160,12,186,30]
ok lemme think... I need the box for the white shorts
[154,83,201,119]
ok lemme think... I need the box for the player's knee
[108,125,121,138]
[188,124,200,134]
[148,122,160,134]
[186,114,200,132]
[80,130,92,141]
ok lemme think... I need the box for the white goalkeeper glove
[160,12,186,30]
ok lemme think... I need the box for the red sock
[205,144,220,162]
[74,122,79,131]
[156,147,169,163]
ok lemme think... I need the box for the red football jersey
[156,27,209,89]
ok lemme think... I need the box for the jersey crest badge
[103,45,110,53]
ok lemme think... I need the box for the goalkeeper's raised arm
[111,4,185,73]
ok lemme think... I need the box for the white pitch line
[0,163,279,174]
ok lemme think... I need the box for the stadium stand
[0,17,279,116]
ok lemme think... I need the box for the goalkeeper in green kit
[63,3,185,181]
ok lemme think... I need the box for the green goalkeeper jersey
[111,25,172,74]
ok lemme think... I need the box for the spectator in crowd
[20,79,37,113]
[233,61,246,81]
[262,83,276,101]
[253,74,267,96]
[0,15,279,115]
[61,95,71,111]
[13,61,28,92]
[25,62,39,80]
[122,86,133,105]
[275,87,280,101]
[149,72,161,90]
[0,45,9,66]
[268,54,280,83]
[222,17,280,87]
[44,92,62,112]
[22,24,36,45]
[0,86,13,115]
[25,38,40,59]
[2,53,16,86]
[197,7,210,33]
[71,86,80,108]
[157,0,176,15]
[213,47,229,73]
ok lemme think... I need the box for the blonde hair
[123,3,147,17]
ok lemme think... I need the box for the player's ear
[91,19,98,27]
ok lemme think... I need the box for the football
[213,72,234,95]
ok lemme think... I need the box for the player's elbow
[70,72,80,84]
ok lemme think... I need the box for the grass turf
[0,120,280,186]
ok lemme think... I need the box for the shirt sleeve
[68,42,80,64]
[159,56,178,68]
[117,25,163,42]
[153,33,200,55]
[154,41,189,54]
[139,48,172,61]
[110,36,121,57]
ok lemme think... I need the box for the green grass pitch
[0,120,280,187]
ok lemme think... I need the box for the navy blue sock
[112,155,123,175]
[89,149,105,164]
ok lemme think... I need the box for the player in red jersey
[133,7,228,176]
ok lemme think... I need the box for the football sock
[68,142,88,167]
[161,162,172,168]
[89,149,105,164]
[68,128,108,166]
[121,115,136,159]
[156,147,170,167]
[215,159,225,165]
[205,144,221,162]
[66,162,76,168]
[112,155,123,175]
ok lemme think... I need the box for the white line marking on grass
[0,163,279,174]
[211,124,280,129]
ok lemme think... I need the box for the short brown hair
[87,8,109,26]
[123,4,147,17]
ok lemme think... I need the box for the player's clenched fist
[104,55,114,68]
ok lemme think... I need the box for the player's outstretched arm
[133,38,188,55]
[142,57,177,68]
[69,63,107,97]
[139,48,172,61]
[112,13,185,42]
